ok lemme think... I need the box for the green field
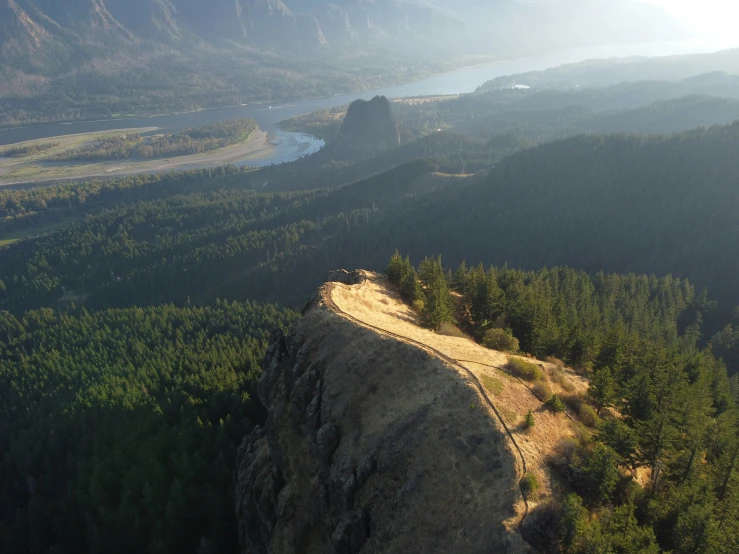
[0,126,271,186]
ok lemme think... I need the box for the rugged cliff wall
[235,273,529,553]
[333,96,401,160]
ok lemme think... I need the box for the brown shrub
[545,356,565,370]
[562,393,582,411]
[521,500,562,554]
[437,322,468,338]
[549,367,575,392]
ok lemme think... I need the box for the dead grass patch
[548,366,575,392]
[501,407,518,424]
[437,322,469,339]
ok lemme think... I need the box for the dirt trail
[323,271,586,532]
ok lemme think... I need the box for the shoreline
[0,56,507,132]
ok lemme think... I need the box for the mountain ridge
[237,269,532,553]
[1,0,690,68]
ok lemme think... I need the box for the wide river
[1,37,736,168]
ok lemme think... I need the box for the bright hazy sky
[639,0,739,36]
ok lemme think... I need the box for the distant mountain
[0,0,690,69]
[0,0,694,126]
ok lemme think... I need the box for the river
[1,36,737,169]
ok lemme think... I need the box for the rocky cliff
[332,96,401,160]
[235,271,530,554]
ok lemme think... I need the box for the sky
[638,0,739,37]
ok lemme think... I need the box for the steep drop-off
[236,271,528,553]
[236,270,585,553]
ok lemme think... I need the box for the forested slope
[0,301,296,553]
[383,253,739,554]
[376,125,739,307]
[4,120,739,370]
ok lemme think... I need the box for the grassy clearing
[501,407,518,424]
[481,374,504,396]
[0,127,270,186]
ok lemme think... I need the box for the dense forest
[387,253,739,553]
[47,119,257,162]
[0,301,296,554]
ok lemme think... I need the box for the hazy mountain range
[1,0,689,69]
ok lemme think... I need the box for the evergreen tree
[423,274,455,330]
[386,250,405,287]
[589,366,617,414]
[525,410,535,429]
[400,267,423,303]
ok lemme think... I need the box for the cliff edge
[235,270,583,553]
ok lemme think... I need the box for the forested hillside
[0,301,296,553]
[4,120,739,373]
[386,253,739,553]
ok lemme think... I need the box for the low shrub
[525,409,535,429]
[520,500,562,553]
[577,404,600,428]
[507,357,545,382]
[532,381,553,402]
[521,473,541,501]
[482,328,520,353]
[562,393,584,412]
[549,367,575,392]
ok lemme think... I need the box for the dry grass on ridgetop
[327,272,589,505]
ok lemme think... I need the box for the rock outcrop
[235,275,529,554]
[332,96,401,160]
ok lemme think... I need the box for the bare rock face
[332,96,401,160]
[235,295,529,553]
